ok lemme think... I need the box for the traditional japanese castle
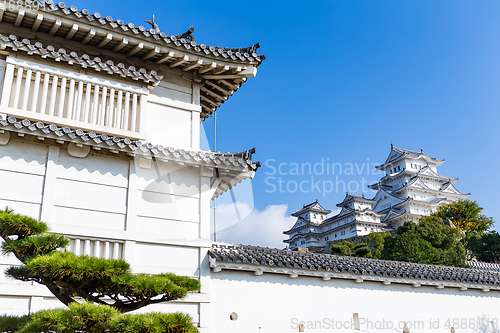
[1,3,499,332]
[284,144,470,251]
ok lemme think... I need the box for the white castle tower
[369,144,470,227]
[284,144,470,250]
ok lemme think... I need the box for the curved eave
[382,210,418,223]
[318,220,387,235]
[283,218,313,234]
[377,147,445,170]
[322,207,383,226]
[392,197,450,209]
[375,186,404,201]
[284,231,320,243]
[291,207,331,217]
[0,115,259,201]
[394,183,470,198]
[376,167,458,185]
[0,34,164,85]
[336,194,376,207]
[2,1,265,66]
[376,156,445,170]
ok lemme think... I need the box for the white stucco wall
[0,138,214,328]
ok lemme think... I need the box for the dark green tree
[431,200,498,262]
[363,232,391,259]
[465,231,500,263]
[381,217,467,267]
[330,241,356,256]
[0,207,199,332]
[352,243,372,258]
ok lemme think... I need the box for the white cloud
[214,202,295,249]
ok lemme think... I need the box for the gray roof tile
[0,34,163,86]
[0,115,260,171]
[210,244,500,286]
[24,1,264,64]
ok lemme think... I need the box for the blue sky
[72,0,500,243]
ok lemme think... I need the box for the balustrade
[0,57,148,138]
[67,237,124,259]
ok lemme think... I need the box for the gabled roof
[336,193,376,207]
[283,217,314,235]
[440,181,468,195]
[376,144,444,170]
[403,176,431,190]
[336,206,355,217]
[417,165,458,182]
[371,187,405,211]
[381,207,405,222]
[291,200,331,217]
[0,1,265,119]
[321,206,383,227]
[283,231,320,243]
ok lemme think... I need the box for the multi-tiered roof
[0,1,265,200]
[369,144,469,226]
[283,144,470,248]
[0,0,265,119]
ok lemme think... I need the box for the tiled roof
[336,193,376,207]
[0,34,163,86]
[377,144,444,169]
[372,166,459,188]
[209,244,500,287]
[468,261,500,273]
[3,1,265,65]
[0,115,260,171]
[0,1,265,119]
[291,200,331,217]
[392,175,469,197]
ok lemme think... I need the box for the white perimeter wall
[211,269,500,333]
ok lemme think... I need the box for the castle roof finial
[391,142,394,148]
[145,15,160,34]
[420,148,424,153]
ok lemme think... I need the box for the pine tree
[0,207,200,332]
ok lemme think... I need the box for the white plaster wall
[211,269,500,333]
[143,100,196,149]
[0,139,213,329]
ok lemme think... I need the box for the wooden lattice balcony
[1,57,148,139]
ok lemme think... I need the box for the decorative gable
[381,209,404,222]
[409,177,429,190]
[384,149,403,164]
[441,182,460,194]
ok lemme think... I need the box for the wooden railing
[0,57,148,139]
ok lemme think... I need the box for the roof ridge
[0,34,163,85]
[29,1,265,63]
